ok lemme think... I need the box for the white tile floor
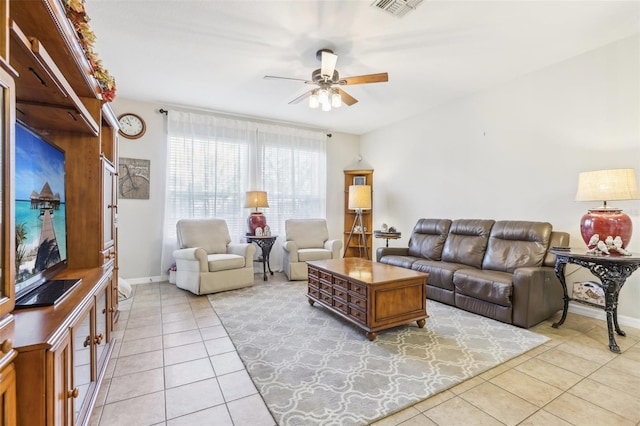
[91,275,640,426]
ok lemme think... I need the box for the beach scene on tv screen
[15,125,67,290]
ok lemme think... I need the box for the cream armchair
[283,219,343,280]
[173,219,256,295]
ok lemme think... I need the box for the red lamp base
[580,208,633,249]
[247,212,267,235]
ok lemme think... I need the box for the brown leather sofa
[376,219,569,328]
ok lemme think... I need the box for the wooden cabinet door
[0,362,17,426]
[71,306,93,424]
[50,331,72,426]
[95,286,108,369]
[0,66,15,317]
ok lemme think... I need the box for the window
[160,110,326,273]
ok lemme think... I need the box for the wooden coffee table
[307,258,428,341]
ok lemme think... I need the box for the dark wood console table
[550,249,640,353]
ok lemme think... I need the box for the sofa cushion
[207,253,245,272]
[407,219,452,260]
[412,259,468,292]
[441,219,495,268]
[379,255,419,269]
[482,221,551,273]
[454,268,513,307]
[285,219,328,249]
[298,248,333,262]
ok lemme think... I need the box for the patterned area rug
[209,281,549,426]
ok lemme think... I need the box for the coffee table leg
[417,319,426,328]
[366,331,377,341]
[308,298,315,306]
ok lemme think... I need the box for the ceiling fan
[264,49,388,111]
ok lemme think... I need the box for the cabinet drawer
[320,291,332,305]
[333,299,348,314]
[308,267,320,280]
[0,318,15,368]
[101,247,116,265]
[319,271,333,282]
[348,306,366,324]
[349,295,367,311]
[349,282,367,297]
[334,276,349,291]
[308,286,320,299]
[333,287,348,301]
[308,276,320,288]
[319,282,333,293]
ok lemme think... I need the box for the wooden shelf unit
[0,0,120,424]
[343,169,373,259]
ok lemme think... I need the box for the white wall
[111,99,359,281]
[361,35,640,324]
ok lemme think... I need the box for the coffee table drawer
[334,299,348,314]
[349,306,366,324]
[319,271,333,282]
[349,294,367,311]
[320,290,332,305]
[308,286,320,299]
[319,282,332,293]
[333,287,348,301]
[334,276,349,291]
[309,275,320,288]
[308,267,320,279]
[349,282,367,297]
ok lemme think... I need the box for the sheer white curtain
[255,124,327,270]
[160,109,326,277]
[160,110,254,274]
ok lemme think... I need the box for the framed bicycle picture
[353,176,366,185]
[118,157,150,199]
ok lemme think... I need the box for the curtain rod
[157,106,332,137]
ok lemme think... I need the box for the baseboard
[124,271,279,286]
[126,276,166,285]
[568,302,640,329]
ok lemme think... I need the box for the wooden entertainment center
[0,0,120,424]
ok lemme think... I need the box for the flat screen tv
[14,121,76,307]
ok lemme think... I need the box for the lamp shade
[575,169,640,203]
[244,191,269,209]
[575,168,639,250]
[348,185,371,210]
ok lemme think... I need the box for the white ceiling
[86,1,639,135]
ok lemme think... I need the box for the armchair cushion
[285,219,328,249]
[177,218,231,254]
[208,254,246,272]
[298,248,333,262]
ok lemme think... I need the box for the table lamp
[575,168,639,250]
[245,191,269,235]
[344,185,372,259]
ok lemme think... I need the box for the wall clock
[118,113,146,139]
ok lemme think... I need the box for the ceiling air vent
[371,0,424,17]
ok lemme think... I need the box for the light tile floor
[91,274,640,425]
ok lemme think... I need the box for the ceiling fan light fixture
[321,101,332,112]
[309,91,319,108]
[318,88,329,104]
[331,90,342,108]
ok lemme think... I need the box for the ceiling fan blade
[289,90,313,105]
[321,51,338,79]
[337,88,358,106]
[340,72,389,85]
[264,75,313,84]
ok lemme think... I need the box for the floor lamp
[344,185,371,259]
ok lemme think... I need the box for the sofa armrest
[324,239,343,258]
[227,243,257,266]
[512,266,564,328]
[376,247,409,262]
[173,247,209,272]
[283,241,299,262]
